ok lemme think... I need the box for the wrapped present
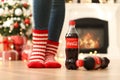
[0,36,14,51]
[3,37,14,51]
[10,35,27,60]
[2,50,18,61]
[0,35,27,60]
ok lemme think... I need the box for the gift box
[2,50,18,61]
[0,36,14,59]
[0,36,14,51]
[0,35,27,60]
[3,37,14,51]
[10,35,27,60]
[21,41,32,62]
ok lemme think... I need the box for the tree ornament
[23,3,29,9]
[3,19,13,27]
[13,17,17,21]
[0,8,4,16]
[14,8,23,16]
[20,23,25,29]
[4,7,10,15]
[8,1,16,6]
[14,22,19,28]
[24,18,30,25]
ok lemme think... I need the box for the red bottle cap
[69,20,76,26]
[76,59,84,67]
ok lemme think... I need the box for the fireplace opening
[75,18,109,53]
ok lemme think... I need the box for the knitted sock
[44,40,61,68]
[27,29,48,68]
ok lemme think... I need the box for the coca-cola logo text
[66,38,78,48]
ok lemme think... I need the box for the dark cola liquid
[65,33,79,70]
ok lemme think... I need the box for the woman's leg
[27,0,52,68]
[45,0,65,68]
[48,0,65,42]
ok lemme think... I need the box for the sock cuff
[33,29,48,34]
[47,40,59,46]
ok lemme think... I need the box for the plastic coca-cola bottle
[65,20,79,70]
[76,56,110,70]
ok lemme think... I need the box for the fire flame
[80,33,99,49]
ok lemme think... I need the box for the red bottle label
[66,38,79,48]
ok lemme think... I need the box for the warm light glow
[23,60,27,63]
[9,57,11,60]
[0,61,2,65]
[80,33,100,49]
[89,52,93,55]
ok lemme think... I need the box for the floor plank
[0,59,119,80]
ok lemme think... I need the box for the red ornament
[14,22,19,28]
[23,3,29,8]
[24,18,30,25]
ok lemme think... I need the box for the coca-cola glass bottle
[65,20,79,70]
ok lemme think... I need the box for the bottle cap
[69,20,76,26]
[76,59,84,67]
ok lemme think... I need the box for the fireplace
[75,18,109,53]
[58,4,120,59]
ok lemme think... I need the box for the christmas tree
[0,0,32,39]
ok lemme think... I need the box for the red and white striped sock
[45,40,61,68]
[27,29,48,68]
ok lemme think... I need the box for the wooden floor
[0,59,119,80]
